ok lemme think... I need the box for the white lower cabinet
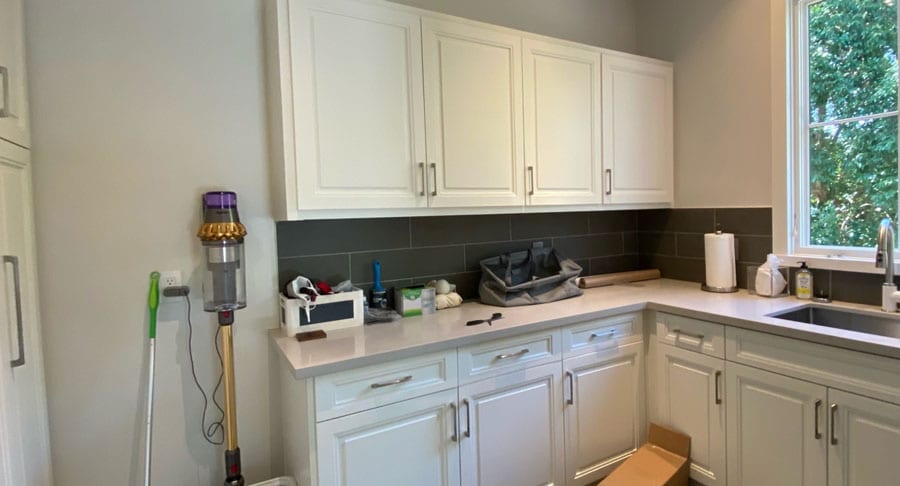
[316,388,460,486]
[563,341,643,485]
[656,343,725,486]
[726,361,827,486]
[828,388,900,486]
[458,361,565,486]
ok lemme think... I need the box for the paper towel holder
[701,230,738,293]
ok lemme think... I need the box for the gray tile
[278,254,350,290]
[411,215,510,247]
[350,246,465,283]
[588,210,637,233]
[574,259,590,275]
[276,218,410,257]
[715,208,772,236]
[623,232,638,253]
[553,234,623,259]
[829,270,885,305]
[589,254,640,275]
[639,254,706,283]
[737,235,773,264]
[638,209,715,233]
[638,232,676,256]
[465,239,552,270]
[676,233,705,258]
[510,212,590,239]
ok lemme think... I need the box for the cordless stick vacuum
[144,271,160,486]
[197,192,248,486]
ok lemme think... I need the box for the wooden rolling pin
[577,269,661,289]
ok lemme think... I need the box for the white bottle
[795,262,813,300]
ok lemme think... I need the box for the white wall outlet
[160,270,182,289]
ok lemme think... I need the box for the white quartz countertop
[270,278,900,379]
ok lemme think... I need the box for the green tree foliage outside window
[807,0,899,248]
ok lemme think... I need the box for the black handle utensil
[466,312,503,326]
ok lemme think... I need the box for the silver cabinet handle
[590,329,616,340]
[370,375,412,389]
[672,328,705,341]
[605,168,612,195]
[449,402,458,442]
[495,348,529,360]
[462,398,471,438]
[714,370,722,405]
[565,370,575,405]
[429,163,437,196]
[418,162,426,196]
[814,400,823,439]
[527,166,535,196]
[830,403,838,445]
[0,66,9,118]
[3,256,24,368]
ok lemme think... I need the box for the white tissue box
[279,290,364,335]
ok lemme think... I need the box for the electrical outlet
[160,270,182,289]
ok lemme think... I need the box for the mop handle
[148,272,160,338]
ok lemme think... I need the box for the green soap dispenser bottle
[796,262,813,300]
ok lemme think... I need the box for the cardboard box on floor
[600,423,691,486]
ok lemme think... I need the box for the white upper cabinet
[0,0,29,148]
[267,0,674,218]
[271,0,427,216]
[523,38,603,206]
[602,53,673,205]
[422,18,525,208]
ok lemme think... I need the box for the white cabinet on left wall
[268,0,428,214]
[0,0,30,148]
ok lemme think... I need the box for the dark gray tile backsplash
[276,207,888,307]
[276,211,639,299]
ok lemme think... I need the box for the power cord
[167,286,226,445]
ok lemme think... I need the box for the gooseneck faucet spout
[876,218,900,312]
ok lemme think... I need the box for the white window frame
[773,0,900,274]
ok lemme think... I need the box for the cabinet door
[0,144,52,486]
[656,344,725,486]
[564,341,643,485]
[828,389,900,486]
[726,361,827,486]
[523,38,602,206]
[0,0,29,148]
[458,362,564,486]
[316,389,459,486]
[287,0,427,210]
[601,54,672,205]
[423,18,525,208]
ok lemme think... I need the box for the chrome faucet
[876,218,900,312]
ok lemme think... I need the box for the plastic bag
[755,254,786,296]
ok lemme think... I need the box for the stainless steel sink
[768,305,900,339]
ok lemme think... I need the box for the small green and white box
[395,287,437,317]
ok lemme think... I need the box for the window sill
[777,253,896,275]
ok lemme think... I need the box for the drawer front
[562,313,642,358]
[315,350,458,421]
[657,313,725,358]
[458,329,561,384]
[726,326,900,405]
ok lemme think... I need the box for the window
[793,0,899,257]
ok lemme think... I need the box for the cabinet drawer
[562,313,642,358]
[458,329,561,384]
[657,313,725,358]
[314,350,458,421]
[726,326,900,405]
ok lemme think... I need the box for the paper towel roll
[704,232,736,289]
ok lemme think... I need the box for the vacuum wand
[198,191,247,486]
[144,271,160,486]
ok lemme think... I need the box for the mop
[144,271,160,486]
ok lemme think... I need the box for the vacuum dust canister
[197,191,247,312]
